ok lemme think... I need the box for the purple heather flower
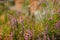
[55,20,60,30]
[48,17,53,21]
[9,14,17,26]
[24,33,29,40]
[39,0,44,3]
[10,32,14,36]
[53,0,58,3]
[11,18,17,26]
[47,35,50,40]
[38,37,41,40]
[28,30,33,37]
[55,23,59,29]
[10,32,14,40]
[24,30,33,40]
[18,16,23,24]
[8,14,18,36]
[16,10,22,16]
[11,18,16,23]
[57,8,60,13]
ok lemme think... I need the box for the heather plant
[0,0,60,40]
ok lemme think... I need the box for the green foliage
[0,19,3,25]
[0,4,4,15]
[0,0,60,40]
[40,2,47,8]
[2,24,10,35]
[23,0,29,9]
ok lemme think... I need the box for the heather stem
[43,32,46,40]
[52,34,55,40]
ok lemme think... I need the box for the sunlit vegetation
[0,0,60,40]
